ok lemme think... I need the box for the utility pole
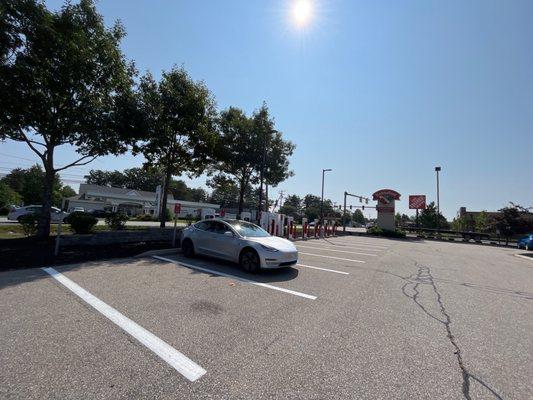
[257,131,268,223]
[435,166,441,232]
[320,168,332,223]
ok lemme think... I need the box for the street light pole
[435,166,441,231]
[320,168,332,224]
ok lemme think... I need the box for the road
[1,235,532,399]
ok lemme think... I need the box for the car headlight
[260,244,279,252]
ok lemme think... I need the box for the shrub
[105,212,129,230]
[19,213,39,236]
[367,226,406,238]
[66,212,98,234]
[135,214,155,221]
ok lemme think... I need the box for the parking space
[1,235,532,399]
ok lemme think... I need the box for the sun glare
[292,0,313,27]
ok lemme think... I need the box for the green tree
[1,0,139,237]
[474,211,492,233]
[278,195,302,219]
[493,206,528,243]
[352,209,366,225]
[136,67,217,227]
[418,202,449,229]
[213,104,293,219]
[0,181,22,214]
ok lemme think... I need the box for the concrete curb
[514,253,533,262]
[135,248,179,258]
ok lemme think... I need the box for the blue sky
[1,0,532,218]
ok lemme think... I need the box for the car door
[191,221,213,255]
[208,221,239,261]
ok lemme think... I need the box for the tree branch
[55,155,97,172]
[18,129,45,161]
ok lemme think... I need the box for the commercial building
[64,184,220,218]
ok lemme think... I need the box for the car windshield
[224,220,270,237]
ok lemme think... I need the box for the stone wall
[59,228,180,247]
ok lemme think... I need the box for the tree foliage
[1,0,139,237]
[352,209,366,225]
[418,202,449,229]
[213,104,294,218]
[136,67,217,227]
[1,165,75,207]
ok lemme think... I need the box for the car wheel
[240,249,260,273]
[181,239,195,258]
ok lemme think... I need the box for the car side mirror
[224,231,234,237]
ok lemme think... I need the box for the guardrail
[402,226,517,245]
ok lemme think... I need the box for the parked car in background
[180,219,298,272]
[517,234,533,251]
[7,205,69,223]
[88,209,110,218]
[71,207,85,213]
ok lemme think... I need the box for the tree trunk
[37,149,55,238]
[160,166,172,228]
[237,175,246,220]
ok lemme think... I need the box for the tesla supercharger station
[302,217,308,239]
[286,216,294,240]
[277,214,286,237]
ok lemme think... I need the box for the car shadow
[164,253,300,284]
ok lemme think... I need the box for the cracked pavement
[1,236,532,399]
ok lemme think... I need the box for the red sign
[409,195,426,210]
[372,189,401,201]
[376,205,395,213]
[174,203,181,214]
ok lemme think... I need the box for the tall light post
[320,168,332,223]
[435,166,441,231]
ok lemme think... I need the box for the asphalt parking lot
[1,235,532,399]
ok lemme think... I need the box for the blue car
[517,234,533,251]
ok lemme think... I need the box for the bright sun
[292,0,313,27]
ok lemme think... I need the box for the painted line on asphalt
[514,254,533,263]
[296,263,350,275]
[153,256,317,300]
[296,244,378,257]
[298,252,366,263]
[41,267,206,382]
[312,240,388,249]
[309,242,385,251]
[321,240,389,249]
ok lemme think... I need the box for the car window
[209,221,232,234]
[195,221,212,231]
[224,220,270,237]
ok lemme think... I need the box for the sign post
[172,203,181,247]
[409,195,426,229]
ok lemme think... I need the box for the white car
[180,219,298,272]
[7,205,69,223]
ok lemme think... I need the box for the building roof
[76,184,220,209]
[79,184,168,202]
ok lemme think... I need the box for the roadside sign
[174,203,181,214]
[409,195,426,210]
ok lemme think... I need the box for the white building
[64,184,220,218]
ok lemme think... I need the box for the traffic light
[366,198,368,204]
[362,205,365,210]
[349,205,352,210]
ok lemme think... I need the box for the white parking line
[298,252,366,263]
[296,244,378,257]
[311,240,388,249]
[42,267,206,382]
[296,264,350,275]
[153,256,317,300]
[309,243,385,251]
